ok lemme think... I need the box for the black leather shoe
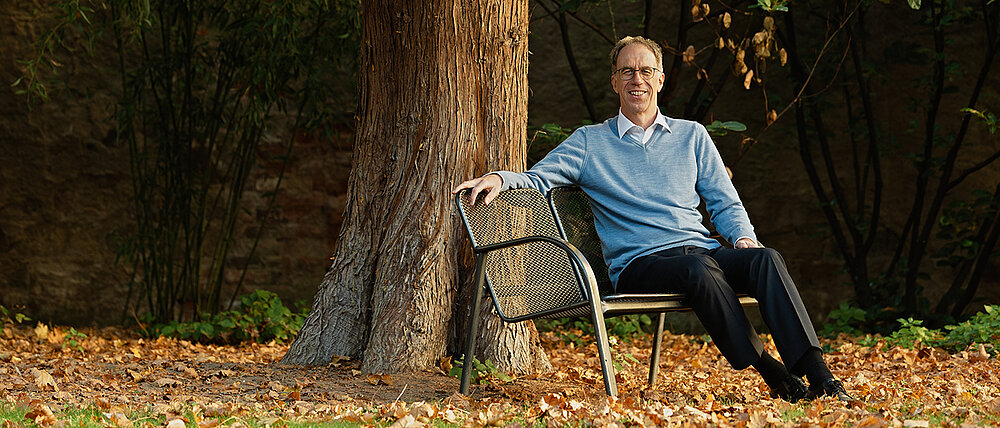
[809,378,855,401]
[769,375,808,403]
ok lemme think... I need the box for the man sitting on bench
[452,36,853,403]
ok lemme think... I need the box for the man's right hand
[452,173,503,206]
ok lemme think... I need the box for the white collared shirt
[616,108,671,146]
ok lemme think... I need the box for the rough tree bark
[281,0,550,375]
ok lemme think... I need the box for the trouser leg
[617,247,764,369]
[706,247,821,371]
[617,246,821,370]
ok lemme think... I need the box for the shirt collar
[616,108,671,139]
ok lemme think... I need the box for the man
[452,36,853,403]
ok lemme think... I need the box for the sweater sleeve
[693,124,758,245]
[495,127,587,194]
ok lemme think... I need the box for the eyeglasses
[615,66,660,80]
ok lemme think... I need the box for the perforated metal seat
[455,186,757,396]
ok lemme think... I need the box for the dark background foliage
[0,0,996,333]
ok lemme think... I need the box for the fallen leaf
[969,344,989,362]
[33,323,50,342]
[439,356,452,373]
[202,402,227,417]
[25,402,57,426]
[987,396,1000,414]
[165,418,185,428]
[387,414,417,428]
[154,377,180,387]
[29,368,58,391]
[103,412,131,427]
[198,419,220,428]
[94,396,112,410]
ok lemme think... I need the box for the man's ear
[611,75,619,94]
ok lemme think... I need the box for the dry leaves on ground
[1,323,999,426]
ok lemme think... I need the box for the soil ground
[3,324,1000,426]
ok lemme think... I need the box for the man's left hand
[735,238,760,249]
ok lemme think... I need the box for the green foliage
[535,317,587,347]
[0,305,30,334]
[20,0,360,324]
[535,314,653,346]
[153,290,308,344]
[751,0,789,12]
[820,301,868,338]
[705,120,748,137]
[527,122,579,167]
[607,314,653,341]
[937,305,1000,355]
[960,108,998,133]
[933,188,997,269]
[62,327,88,352]
[612,352,640,372]
[448,355,513,385]
[853,306,1000,357]
[11,0,99,105]
[883,318,943,349]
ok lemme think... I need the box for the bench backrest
[548,186,615,296]
[456,188,588,321]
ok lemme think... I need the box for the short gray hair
[609,36,663,74]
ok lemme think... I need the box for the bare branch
[948,149,1000,191]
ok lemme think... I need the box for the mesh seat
[455,186,757,397]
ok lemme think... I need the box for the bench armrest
[474,235,604,322]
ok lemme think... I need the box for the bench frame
[455,186,756,396]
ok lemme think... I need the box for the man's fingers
[483,186,501,205]
[453,175,501,206]
[467,185,484,206]
[451,179,477,194]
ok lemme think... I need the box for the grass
[0,401,365,428]
[779,405,806,422]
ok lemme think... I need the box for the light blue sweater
[496,115,757,287]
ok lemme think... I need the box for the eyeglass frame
[613,66,661,80]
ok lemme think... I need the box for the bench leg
[648,312,666,386]
[590,304,617,396]
[460,254,488,395]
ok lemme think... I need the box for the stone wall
[0,0,354,324]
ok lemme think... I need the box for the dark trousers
[617,246,820,370]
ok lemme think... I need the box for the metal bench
[455,185,757,396]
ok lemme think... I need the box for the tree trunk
[281,0,549,375]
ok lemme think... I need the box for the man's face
[611,43,664,120]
